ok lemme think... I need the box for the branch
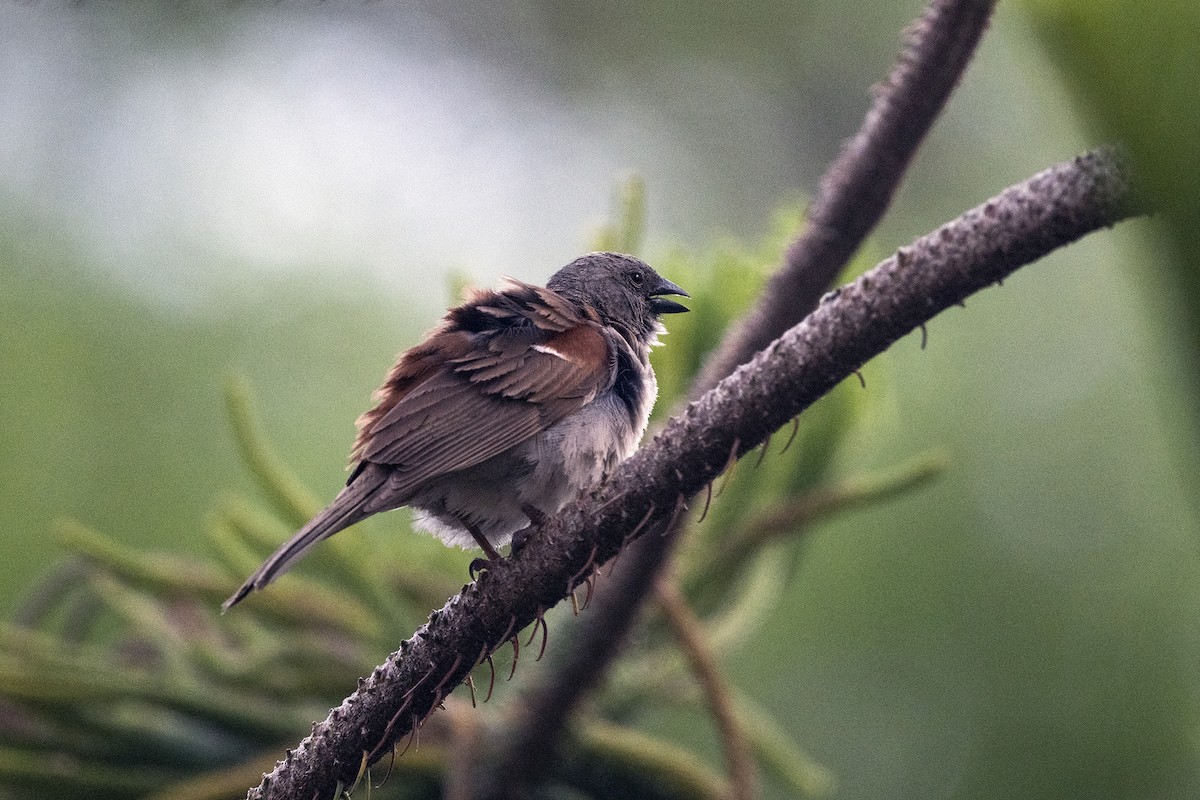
[716,451,947,567]
[494,0,998,781]
[244,147,1136,799]
[656,577,757,800]
[696,0,997,394]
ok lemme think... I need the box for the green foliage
[0,184,939,799]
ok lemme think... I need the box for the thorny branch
[493,0,999,784]
[244,147,1137,799]
[697,0,998,393]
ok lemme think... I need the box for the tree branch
[696,0,997,394]
[244,147,1136,799]
[656,577,757,800]
[493,0,998,783]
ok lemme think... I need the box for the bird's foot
[512,504,548,555]
[467,523,505,580]
[521,504,548,526]
[511,525,533,555]
[469,555,504,580]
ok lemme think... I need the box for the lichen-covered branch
[244,147,1135,799]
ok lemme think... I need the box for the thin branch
[714,451,947,570]
[244,148,1136,799]
[495,0,999,780]
[656,577,757,800]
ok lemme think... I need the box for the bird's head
[547,252,689,343]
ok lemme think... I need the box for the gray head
[547,252,689,342]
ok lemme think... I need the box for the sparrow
[223,252,688,610]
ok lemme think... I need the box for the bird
[223,252,688,610]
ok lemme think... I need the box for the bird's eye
[629,270,645,287]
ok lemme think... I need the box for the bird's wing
[350,283,618,495]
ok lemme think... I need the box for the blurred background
[2,1,1198,799]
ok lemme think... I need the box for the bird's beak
[649,277,690,314]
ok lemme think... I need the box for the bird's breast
[546,345,656,479]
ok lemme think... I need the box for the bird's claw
[469,556,500,580]
[511,525,533,555]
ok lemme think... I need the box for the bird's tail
[222,467,388,611]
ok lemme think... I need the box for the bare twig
[243,148,1136,799]
[717,451,947,565]
[656,577,757,800]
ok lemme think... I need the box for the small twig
[752,433,772,468]
[483,654,496,703]
[726,451,947,557]
[713,438,741,497]
[465,674,477,708]
[656,577,757,800]
[507,637,519,681]
[697,480,715,523]
[528,611,549,661]
[779,417,800,455]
